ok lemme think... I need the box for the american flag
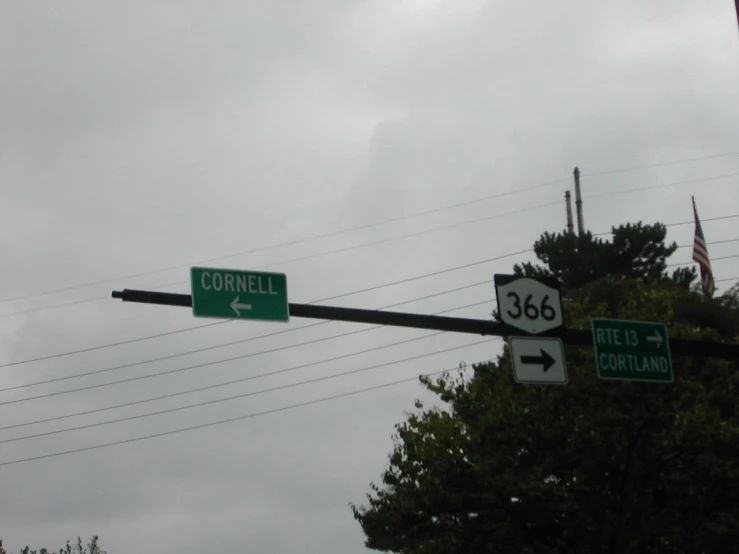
[692,196,715,297]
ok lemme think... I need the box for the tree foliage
[352,222,739,553]
[0,537,104,554]
[512,222,696,291]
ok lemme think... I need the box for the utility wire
[676,238,739,249]
[291,252,527,305]
[171,199,556,279]
[2,257,737,450]
[2,217,736,372]
[0,300,491,407]
[581,150,739,178]
[0,356,492,468]
[0,279,492,392]
[0,201,559,319]
[1,171,735,319]
[586,171,739,200]
[0,307,496,433]
[0,320,230,370]
[662,213,739,229]
[666,253,739,268]
[5,249,737,413]
[592,213,739,236]
[2,189,731,322]
[0,245,528,370]
[0,336,493,445]
[0,184,569,305]
[0,160,739,306]
[5,270,739,448]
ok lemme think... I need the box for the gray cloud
[1,0,738,553]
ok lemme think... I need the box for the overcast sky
[1,1,738,552]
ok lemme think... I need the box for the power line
[115,219,739,311]
[0,330,441,407]
[0,278,492,392]
[11,260,739,450]
[0,320,231,370]
[586,171,739,200]
[0,160,739,308]
[0,270,739,446]
[676,238,739,249]
[0,201,559,319]
[0,300,491,407]
[0,357,490,468]
[581,150,739,178]
[0,336,493,445]
[0,294,112,318]
[0,246,528,370]
[184,199,556,276]
[2,209,733,376]
[0,172,734,322]
[0,182,570,305]
[2,214,734,373]
[1,245,736,451]
[0,322,367,395]
[295,252,529,305]
[666,253,739,268]
[0,309,495,433]
[663,213,739,229]
[592,213,739,236]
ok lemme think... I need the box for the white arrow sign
[509,336,568,385]
[646,329,664,347]
[230,296,253,316]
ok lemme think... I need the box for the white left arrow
[231,296,253,316]
[646,329,664,347]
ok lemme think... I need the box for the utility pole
[574,167,584,235]
[565,190,574,234]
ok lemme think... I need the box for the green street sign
[591,318,673,382]
[190,267,289,322]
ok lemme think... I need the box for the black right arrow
[520,349,555,372]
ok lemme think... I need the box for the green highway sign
[190,267,289,322]
[591,318,673,382]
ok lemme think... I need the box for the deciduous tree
[352,222,739,553]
